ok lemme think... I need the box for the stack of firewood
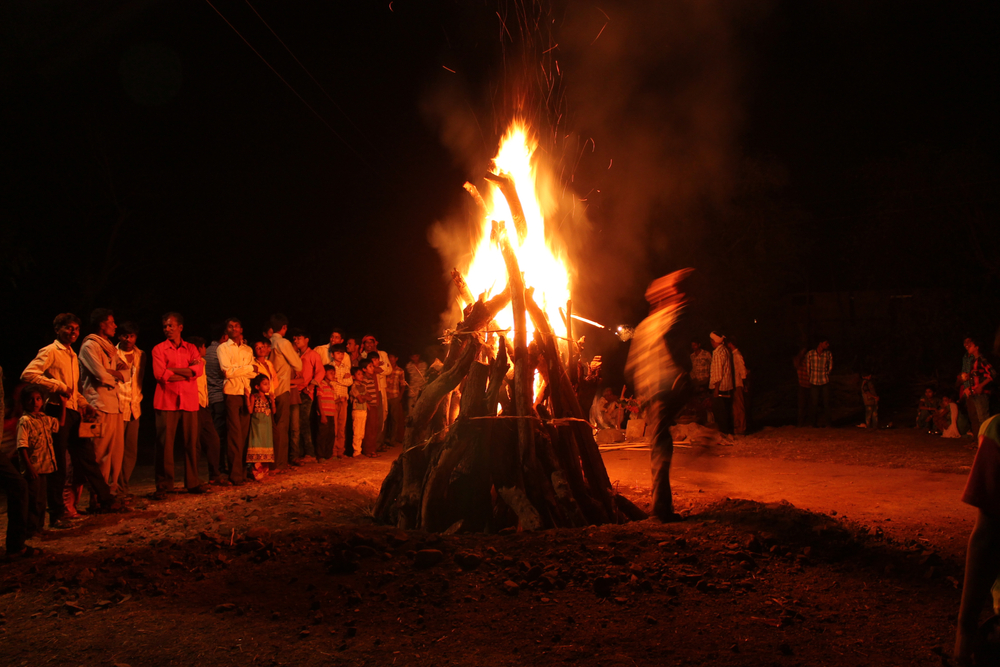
[374,175,645,533]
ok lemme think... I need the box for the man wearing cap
[625,268,694,523]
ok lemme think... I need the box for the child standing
[360,358,383,458]
[245,374,275,482]
[17,387,61,537]
[349,366,369,458]
[316,365,341,461]
[861,374,879,430]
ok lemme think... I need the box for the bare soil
[0,427,977,666]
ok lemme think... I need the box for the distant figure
[625,268,694,523]
[216,318,257,486]
[385,353,407,447]
[728,339,749,436]
[590,387,622,430]
[189,336,224,485]
[349,365,371,457]
[245,374,275,481]
[359,357,384,458]
[204,328,229,474]
[806,339,833,427]
[793,348,811,427]
[937,396,961,439]
[405,352,428,410]
[709,332,734,435]
[290,328,323,464]
[962,337,996,438]
[689,341,713,425]
[916,387,940,432]
[268,314,303,469]
[115,321,145,495]
[861,374,879,430]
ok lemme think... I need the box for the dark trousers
[317,417,336,460]
[225,395,251,483]
[0,454,28,553]
[649,375,692,520]
[155,410,200,491]
[362,400,383,456]
[64,409,115,508]
[25,473,48,536]
[713,393,734,435]
[385,397,404,445]
[796,386,810,427]
[292,394,314,459]
[809,383,831,427]
[44,404,72,521]
[732,386,747,436]
[273,391,291,467]
[198,407,221,480]
[120,417,140,493]
[210,401,228,472]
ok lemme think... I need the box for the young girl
[245,374,275,481]
[17,386,62,537]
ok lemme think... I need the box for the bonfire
[374,121,643,533]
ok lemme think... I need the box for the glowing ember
[461,121,570,342]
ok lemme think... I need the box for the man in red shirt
[151,312,211,498]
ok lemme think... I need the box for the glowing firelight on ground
[461,121,570,343]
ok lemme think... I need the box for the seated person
[916,387,940,431]
[936,395,961,439]
[590,388,622,430]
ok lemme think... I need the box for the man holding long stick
[625,268,694,523]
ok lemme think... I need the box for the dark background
[2,0,998,423]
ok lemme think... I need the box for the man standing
[290,328,323,464]
[79,309,130,498]
[964,337,996,436]
[204,326,228,473]
[115,322,145,494]
[689,341,712,425]
[625,268,693,523]
[151,312,210,498]
[806,339,833,427]
[21,314,116,524]
[217,318,257,485]
[268,314,302,469]
[709,332,734,435]
[315,328,346,367]
[728,339,749,436]
[189,336,224,485]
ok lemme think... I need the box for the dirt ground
[0,426,982,666]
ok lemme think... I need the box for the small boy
[916,387,939,432]
[190,336,224,484]
[115,321,144,495]
[317,365,341,460]
[329,344,352,457]
[349,366,369,457]
[861,374,879,430]
[360,357,384,457]
[17,386,61,537]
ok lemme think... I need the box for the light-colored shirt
[217,339,256,396]
[710,345,734,393]
[16,413,59,475]
[116,346,145,421]
[21,340,87,411]
[79,334,130,414]
[269,333,302,396]
[197,359,209,409]
[152,339,203,412]
[625,304,682,404]
[731,348,747,389]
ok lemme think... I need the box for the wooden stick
[566,299,579,386]
[451,268,475,305]
[485,171,528,243]
[463,181,487,218]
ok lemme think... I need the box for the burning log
[484,171,528,243]
[374,167,644,532]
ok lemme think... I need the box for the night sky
[2,0,998,399]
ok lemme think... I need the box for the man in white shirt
[79,309,131,499]
[216,318,257,485]
[21,313,121,524]
[268,313,302,469]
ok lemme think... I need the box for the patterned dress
[246,393,274,464]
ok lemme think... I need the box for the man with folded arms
[151,312,210,498]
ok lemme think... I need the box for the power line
[243,0,380,156]
[204,0,371,169]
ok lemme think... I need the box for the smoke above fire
[423,0,760,332]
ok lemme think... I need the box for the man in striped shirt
[806,339,833,427]
[709,332,734,435]
[625,268,693,523]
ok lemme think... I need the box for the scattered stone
[502,580,520,596]
[214,603,236,613]
[299,630,310,639]
[454,551,483,571]
[414,549,444,569]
